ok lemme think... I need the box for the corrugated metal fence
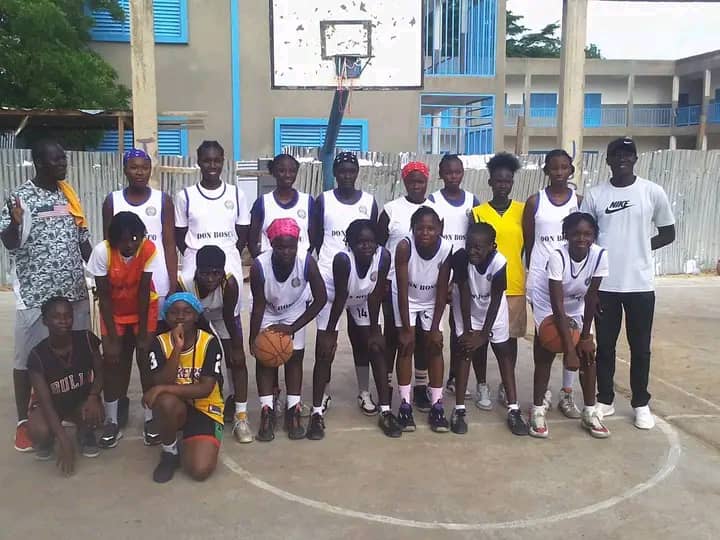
[288,147,720,276]
[0,149,718,284]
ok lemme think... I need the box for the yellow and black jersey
[149,329,224,424]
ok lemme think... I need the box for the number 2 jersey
[149,329,224,424]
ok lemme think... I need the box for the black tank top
[28,331,100,413]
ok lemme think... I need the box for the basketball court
[1,276,719,539]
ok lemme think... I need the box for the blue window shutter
[275,119,368,154]
[584,93,602,127]
[95,129,186,156]
[90,0,187,44]
[153,0,188,43]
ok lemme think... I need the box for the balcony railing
[632,105,673,127]
[708,102,720,124]
[676,105,701,127]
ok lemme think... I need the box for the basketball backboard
[270,0,423,89]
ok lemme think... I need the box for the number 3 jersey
[149,329,224,424]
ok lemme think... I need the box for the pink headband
[401,161,430,180]
[267,218,300,243]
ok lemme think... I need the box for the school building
[88,0,720,161]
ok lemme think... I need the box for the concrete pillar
[493,0,507,152]
[521,73,531,153]
[627,74,635,127]
[697,69,711,150]
[669,135,677,150]
[671,75,679,128]
[130,0,159,187]
[431,113,442,154]
[432,0,443,69]
[558,0,588,164]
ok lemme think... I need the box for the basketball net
[335,56,355,115]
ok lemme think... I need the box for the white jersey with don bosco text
[111,188,170,297]
[428,189,478,252]
[255,250,310,322]
[392,236,452,311]
[317,189,375,278]
[259,191,312,254]
[383,196,436,281]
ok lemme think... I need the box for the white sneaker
[497,383,507,406]
[558,389,582,419]
[357,391,379,416]
[474,383,493,411]
[634,405,655,430]
[232,413,254,443]
[542,389,552,411]
[529,406,549,438]
[581,407,610,439]
[596,402,616,417]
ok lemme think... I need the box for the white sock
[312,406,323,416]
[162,439,178,455]
[455,404,466,411]
[507,403,520,411]
[104,399,118,424]
[562,369,576,390]
[532,404,545,414]
[583,405,595,413]
[380,405,390,413]
[414,369,428,387]
[235,402,247,415]
[143,405,153,422]
[260,395,274,410]
[287,394,301,409]
[355,365,370,393]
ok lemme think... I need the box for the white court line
[616,357,720,413]
[220,417,681,531]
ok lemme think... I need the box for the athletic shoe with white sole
[475,383,493,411]
[428,402,450,433]
[507,408,529,436]
[357,391,379,416]
[633,405,655,430]
[582,408,611,439]
[529,407,549,439]
[596,402,615,417]
[98,422,122,449]
[450,408,468,434]
[79,430,100,458]
[398,401,416,432]
[558,389,582,419]
[34,444,53,461]
[143,419,161,446]
[378,411,403,438]
[232,413,254,443]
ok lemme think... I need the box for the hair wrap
[267,218,300,243]
[162,292,204,320]
[401,161,430,180]
[123,148,151,166]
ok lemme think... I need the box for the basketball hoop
[334,55,371,114]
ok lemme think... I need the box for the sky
[507,0,720,60]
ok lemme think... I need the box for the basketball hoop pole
[320,89,350,191]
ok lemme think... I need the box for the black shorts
[183,406,223,447]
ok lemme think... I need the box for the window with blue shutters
[94,129,188,156]
[90,0,188,44]
[274,118,369,154]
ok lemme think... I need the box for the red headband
[401,161,430,180]
[267,218,300,243]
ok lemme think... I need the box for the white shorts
[208,315,242,340]
[317,301,370,331]
[450,296,510,344]
[261,304,307,350]
[392,292,434,332]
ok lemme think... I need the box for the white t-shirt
[531,243,609,328]
[581,177,674,292]
[87,240,165,279]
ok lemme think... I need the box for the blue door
[530,93,557,127]
[584,93,601,127]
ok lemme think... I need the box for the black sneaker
[413,385,432,413]
[79,430,100,457]
[507,408,530,436]
[34,443,53,461]
[397,401,416,432]
[224,395,235,424]
[429,402,450,433]
[378,411,402,438]
[118,396,130,429]
[257,405,275,442]
[284,404,306,440]
[98,422,122,449]
[306,413,325,440]
[450,408,468,435]
[143,419,161,446]
[153,451,180,483]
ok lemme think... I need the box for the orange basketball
[254,329,293,367]
[538,316,580,353]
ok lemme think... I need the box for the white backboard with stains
[270,0,423,89]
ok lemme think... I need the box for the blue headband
[123,148,151,166]
[162,292,204,320]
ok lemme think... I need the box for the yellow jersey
[150,329,224,424]
[471,201,526,296]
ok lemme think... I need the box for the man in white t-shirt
[581,137,675,430]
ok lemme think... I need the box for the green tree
[0,0,130,148]
[506,9,603,59]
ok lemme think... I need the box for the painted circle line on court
[220,417,682,531]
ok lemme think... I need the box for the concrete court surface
[1,276,719,540]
